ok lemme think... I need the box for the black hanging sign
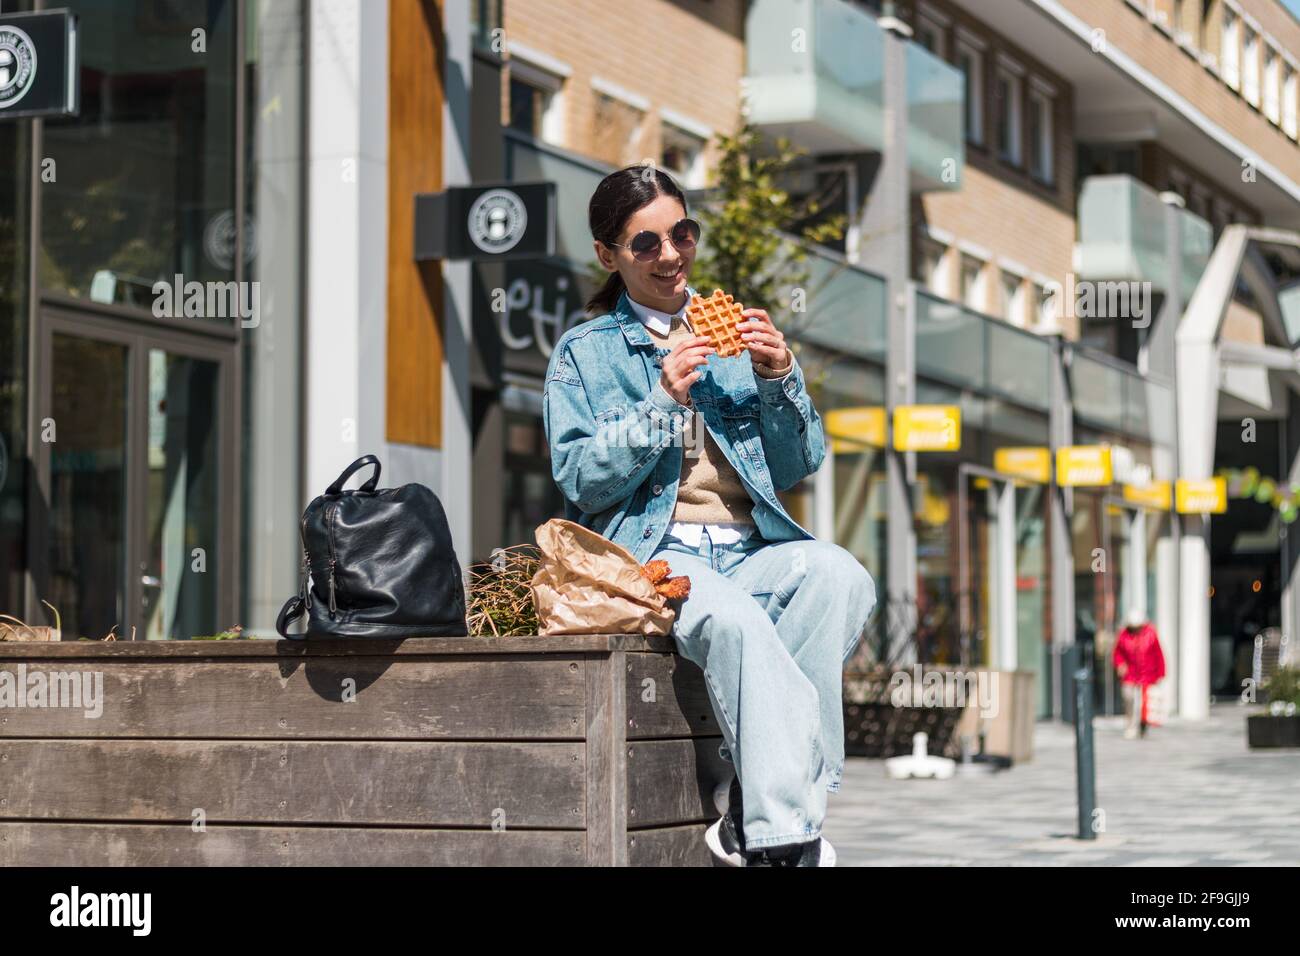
[0,9,79,121]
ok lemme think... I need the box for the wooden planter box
[0,636,731,866]
[1247,714,1300,748]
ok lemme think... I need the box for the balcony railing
[1070,347,1174,447]
[915,290,1053,412]
[743,0,962,192]
[1077,174,1213,302]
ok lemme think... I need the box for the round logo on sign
[0,25,37,111]
[467,188,527,255]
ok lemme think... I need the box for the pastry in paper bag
[530,519,678,635]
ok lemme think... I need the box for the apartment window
[1243,26,1259,106]
[995,58,1024,166]
[1222,10,1240,90]
[916,236,951,297]
[661,119,707,189]
[1035,283,1057,330]
[1027,82,1054,183]
[1284,66,1298,139]
[506,50,567,144]
[1264,46,1281,124]
[915,5,948,58]
[591,77,648,167]
[960,254,987,312]
[956,40,985,146]
[1001,270,1026,326]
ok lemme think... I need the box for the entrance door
[34,307,236,640]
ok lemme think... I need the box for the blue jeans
[650,526,877,849]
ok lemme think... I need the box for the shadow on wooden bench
[0,635,731,866]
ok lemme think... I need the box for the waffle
[686,289,748,358]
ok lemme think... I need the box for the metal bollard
[1073,665,1097,840]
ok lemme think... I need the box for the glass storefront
[2,0,302,638]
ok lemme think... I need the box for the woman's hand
[740,308,791,374]
[660,335,715,406]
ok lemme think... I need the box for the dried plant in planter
[466,545,542,637]
[0,601,62,642]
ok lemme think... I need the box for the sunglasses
[604,217,701,262]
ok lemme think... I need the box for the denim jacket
[542,285,825,564]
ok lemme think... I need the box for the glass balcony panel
[916,291,986,390]
[793,250,888,362]
[988,320,1051,411]
[743,0,885,154]
[1071,353,1126,433]
[906,42,964,191]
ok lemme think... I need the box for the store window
[995,58,1024,167]
[955,39,985,146]
[1027,82,1054,184]
[242,0,305,636]
[40,0,238,309]
[0,92,31,617]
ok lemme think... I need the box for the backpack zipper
[299,511,313,611]
[326,503,340,617]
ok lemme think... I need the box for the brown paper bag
[530,519,676,635]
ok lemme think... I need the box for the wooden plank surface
[0,657,585,739]
[2,822,584,866]
[0,740,585,828]
[0,634,677,659]
[583,651,627,865]
[627,824,713,867]
[625,653,719,738]
[625,737,732,828]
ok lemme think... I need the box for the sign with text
[1056,446,1113,486]
[1123,480,1172,510]
[0,10,79,121]
[826,406,887,452]
[1175,478,1227,514]
[993,447,1051,483]
[893,405,960,452]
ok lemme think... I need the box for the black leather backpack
[276,455,469,638]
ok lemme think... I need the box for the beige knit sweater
[647,315,790,526]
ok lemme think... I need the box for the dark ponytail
[586,164,688,316]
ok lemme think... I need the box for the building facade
[2,0,1298,725]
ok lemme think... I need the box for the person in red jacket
[1114,608,1167,738]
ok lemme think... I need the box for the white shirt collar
[625,290,693,336]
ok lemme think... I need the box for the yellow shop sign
[1175,478,1227,514]
[994,447,1051,483]
[893,405,961,452]
[1056,446,1113,486]
[1123,480,1172,510]
[825,406,886,453]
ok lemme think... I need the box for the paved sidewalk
[823,701,1300,866]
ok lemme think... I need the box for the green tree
[688,116,847,358]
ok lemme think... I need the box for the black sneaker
[747,836,836,867]
[705,776,746,866]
